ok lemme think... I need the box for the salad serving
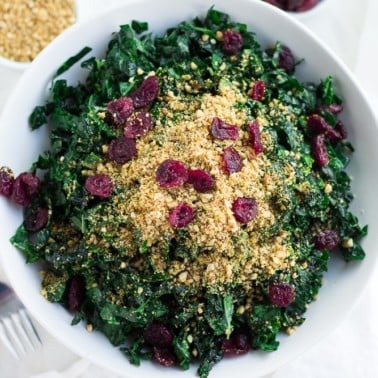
[0,8,367,377]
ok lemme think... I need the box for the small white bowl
[0,55,30,72]
[0,1,78,72]
[289,0,330,21]
[0,0,377,377]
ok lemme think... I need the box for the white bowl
[0,0,78,72]
[288,0,330,22]
[0,55,31,72]
[1,0,377,377]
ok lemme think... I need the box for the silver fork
[0,281,42,359]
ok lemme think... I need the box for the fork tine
[0,320,20,359]
[19,309,42,348]
[1,316,26,357]
[10,311,35,352]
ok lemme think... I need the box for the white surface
[0,0,378,377]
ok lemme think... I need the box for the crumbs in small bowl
[0,0,76,63]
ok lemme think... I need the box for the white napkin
[1,0,378,377]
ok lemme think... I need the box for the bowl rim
[1,0,377,377]
[0,55,30,71]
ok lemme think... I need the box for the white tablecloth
[1,0,378,377]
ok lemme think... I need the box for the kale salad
[0,8,367,378]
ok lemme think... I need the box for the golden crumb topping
[92,79,296,290]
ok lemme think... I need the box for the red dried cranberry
[108,137,136,164]
[67,275,86,313]
[268,282,295,307]
[11,172,41,206]
[123,111,153,139]
[326,129,342,142]
[307,114,330,134]
[24,207,49,232]
[335,120,347,140]
[296,0,319,11]
[266,0,319,12]
[232,197,258,224]
[85,174,113,199]
[152,346,176,367]
[322,103,344,115]
[106,97,134,126]
[169,203,195,228]
[222,29,243,55]
[278,45,295,74]
[222,146,243,174]
[144,323,173,347]
[265,0,284,8]
[251,80,265,101]
[311,135,329,167]
[314,230,340,250]
[0,167,14,197]
[248,120,264,155]
[211,117,238,140]
[188,169,215,193]
[130,76,159,108]
[307,114,341,141]
[156,160,188,188]
[285,0,306,11]
[222,332,250,356]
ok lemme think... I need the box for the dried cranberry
[285,0,306,11]
[266,0,320,12]
[222,146,243,174]
[24,207,49,232]
[0,167,14,197]
[108,137,136,164]
[156,160,188,188]
[85,174,113,199]
[268,282,295,307]
[123,111,153,139]
[11,172,40,206]
[211,117,238,140]
[307,114,330,134]
[67,275,86,313]
[232,197,258,224]
[106,97,134,126]
[327,129,342,142]
[222,29,243,55]
[144,323,173,347]
[307,114,341,141]
[251,80,265,101]
[265,0,284,8]
[152,346,176,367]
[322,103,344,115]
[169,203,195,228]
[130,76,159,108]
[335,120,347,140]
[222,332,250,356]
[248,120,264,155]
[311,135,329,167]
[296,0,319,11]
[314,230,340,250]
[188,169,215,193]
[278,45,295,74]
